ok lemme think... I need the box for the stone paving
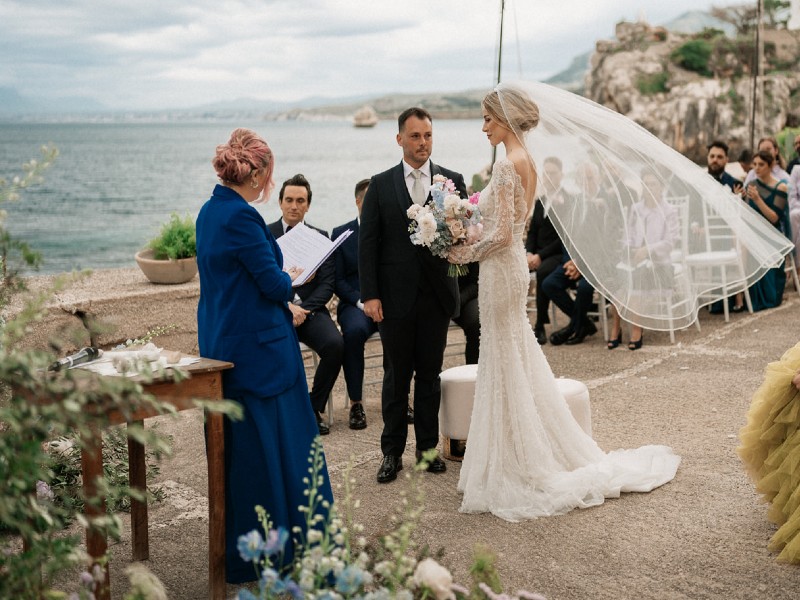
[55,288,800,599]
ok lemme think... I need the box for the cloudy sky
[1,0,727,111]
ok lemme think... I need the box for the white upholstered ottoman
[438,364,592,460]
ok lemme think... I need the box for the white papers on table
[276,223,352,287]
[76,343,201,377]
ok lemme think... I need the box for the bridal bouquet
[407,175,482,276]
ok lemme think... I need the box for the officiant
[268,173,343,435]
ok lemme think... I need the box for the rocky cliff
[587,21,800,162]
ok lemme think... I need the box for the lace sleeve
[449,161,516,264]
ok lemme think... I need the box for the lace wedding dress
[453,158,681,522]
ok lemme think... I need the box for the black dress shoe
[565,319,598,345]
[314,411,330,436]
[376,455,403,483]
[415,450,447,473]
[348,402,367,430]
[406,406,415,424]
[534,326,547,345]
[549,326,574,346]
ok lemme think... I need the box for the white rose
[412,558,455,600]
[407,204,423,219]
[417,212,438,245]
[443,194,461,216]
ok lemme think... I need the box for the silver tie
[411,169,425,205]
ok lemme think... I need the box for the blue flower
[283,579,304,599]
[237,529,264,563]
[259,567,280,593]
[263,526,289,557]
[335,565,366,595]
[236,590,259,600]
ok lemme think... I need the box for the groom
[359,107,467,483]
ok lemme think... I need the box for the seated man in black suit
[526,156,567,345]
[452,263,480,364]
[332,179,378,430]
[268,173,343,435]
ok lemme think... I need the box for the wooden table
[75,357,233,600]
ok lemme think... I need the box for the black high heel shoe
[607,333,622,350]
[628,336,643,351]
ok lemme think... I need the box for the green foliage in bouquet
[148,212,196,260]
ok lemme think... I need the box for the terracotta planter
[135,249,198,284]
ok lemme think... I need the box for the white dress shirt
[403,160,431,203]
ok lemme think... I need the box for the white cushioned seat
[439,365,592,460]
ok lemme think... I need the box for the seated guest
[789,164,800,272]
[742,151,791,311]
[269,173,343,435]
[786,134,800,175]
[743,137,790,187]
[453,263,480,364]
[609,168,678,349]
[707,140,742,193]
[725,148,753,182]
[332,179,377,430]
[542,249,597,346]
[525,156,568,344]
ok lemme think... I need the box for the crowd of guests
[527,133,800,351]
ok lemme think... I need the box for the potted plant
[135,212,198,284]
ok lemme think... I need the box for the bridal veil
[495,81,794,331]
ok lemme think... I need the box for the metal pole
[749,0,763,150]
[492,0,505,165]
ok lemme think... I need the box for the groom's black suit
[359,160,467,457]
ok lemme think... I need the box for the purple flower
[237,529,264,563]
[263,526,289,557]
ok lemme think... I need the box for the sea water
[0,119,490,274]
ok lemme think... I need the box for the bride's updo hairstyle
[483,85,540,134]
[213,128,275,201]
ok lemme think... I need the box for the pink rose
[448,220,465,240]
[468,192,480,205]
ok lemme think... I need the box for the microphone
[48,347,103,372]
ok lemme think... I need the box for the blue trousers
[541,264,595,332]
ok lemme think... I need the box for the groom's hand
[364,299,383,323]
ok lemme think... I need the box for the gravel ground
[91,293,800,599]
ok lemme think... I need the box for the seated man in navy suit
[333,179,378,430]
[268,173,343,435]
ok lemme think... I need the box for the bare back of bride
[447,84,681,521]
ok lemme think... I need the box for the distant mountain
[544,51,591,94]
[0,86,106,117]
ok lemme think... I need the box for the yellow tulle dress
[738,342,800,563]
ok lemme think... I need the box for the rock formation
[586,20,800,161]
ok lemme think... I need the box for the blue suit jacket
[196,185,301,398]
[332,218,360,307]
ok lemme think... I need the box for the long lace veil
[496,81,793,331]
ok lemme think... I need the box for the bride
[447,83,681,522]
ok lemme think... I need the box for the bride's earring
[250,178,259,189]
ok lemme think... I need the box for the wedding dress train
[455,158,681,522]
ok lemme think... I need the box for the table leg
[82,430,110,600]
[128,419,149,561]
[207,411,226,600]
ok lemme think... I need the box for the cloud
[0,0,726,110]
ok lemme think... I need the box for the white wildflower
[413,558,455,600]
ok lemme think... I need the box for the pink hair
[212,128,275,201]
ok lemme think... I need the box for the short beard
[707,164,724,177]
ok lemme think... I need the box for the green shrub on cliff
[637,71,670,95]
[671,39,713,77]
